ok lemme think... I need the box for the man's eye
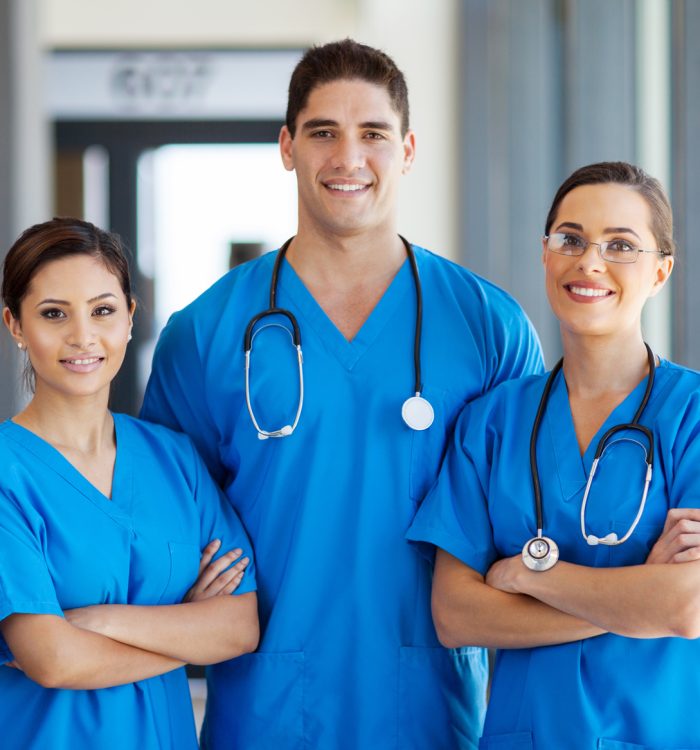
[311,130,333,138]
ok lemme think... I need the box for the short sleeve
[486,291,544,390]
[188,442,257,596]
[406,406,499,576]
[0,493,63,662]
[667,386,700,510]
[141,311,226,485]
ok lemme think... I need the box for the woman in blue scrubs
[408,162,700,749]
[0,218,258,750]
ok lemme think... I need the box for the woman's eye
[562,233,585,247]
[93,305,116,317]
[41,308,65,320]
[607,240,635,254]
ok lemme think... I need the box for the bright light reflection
[138,143,297,335]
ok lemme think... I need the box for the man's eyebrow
[300,119,396,132]
[360,120,395,131]
[301,118,339,131]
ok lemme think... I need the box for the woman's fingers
[194,548,243,591]
[184,547,248,601]
[197,539,222,576]
[205,558,250,596]
[647,509,700,564]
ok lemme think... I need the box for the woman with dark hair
[408,162,700,748]
[0,217,259,750]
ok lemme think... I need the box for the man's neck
[285,228,407,291]
[283,228,409,340]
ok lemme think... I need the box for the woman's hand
[183,540,250,602]
[646,508,700,564]
[485,554,525,594]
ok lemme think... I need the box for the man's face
[279,78,415,241]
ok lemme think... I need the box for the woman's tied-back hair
[2,216,132,319]
[544,161,676,257]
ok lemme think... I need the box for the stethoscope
[243,236,435,440]
[522,343,656,571]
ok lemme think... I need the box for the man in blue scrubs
[141,39,542,749]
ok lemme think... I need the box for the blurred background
[1,0,698,420]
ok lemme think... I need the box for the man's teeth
[66,358,100,365]
[569,286,610,297]
[327,183,365,192]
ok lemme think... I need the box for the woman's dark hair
[544,161,676,257]
[286,38,410,138]
[2,216,133,319]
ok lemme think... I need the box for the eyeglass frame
[544,232,668,264]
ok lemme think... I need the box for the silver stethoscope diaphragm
[522,535,559,571]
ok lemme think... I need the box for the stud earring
[17,342,24,350]
[127,333,133,342]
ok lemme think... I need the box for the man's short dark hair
[286,38,410,138]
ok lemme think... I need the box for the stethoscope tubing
[243,235,428,438]
[529,343,656,548]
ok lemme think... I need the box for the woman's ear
[648,254,674,298]
[3,307,23,348]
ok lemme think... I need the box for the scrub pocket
[157,541,199,604]
[203,651,305,750]
[409,386,452,503]
[398,645,488,749]
[479,732,533,749]
[599,740,700,750]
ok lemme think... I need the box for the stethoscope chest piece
[522,535,559,572]
[402,394,435,431]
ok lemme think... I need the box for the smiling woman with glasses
[408,161,700,749]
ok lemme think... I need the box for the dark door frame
[55,118,283,414]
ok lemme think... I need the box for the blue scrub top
[141,245,543,749]
[408,360,700,750]
[0,415,256,750]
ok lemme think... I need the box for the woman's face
[542,182,673,340]
[3,254,134,401]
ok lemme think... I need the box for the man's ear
[401,130,416,175]
[279,126,295,172]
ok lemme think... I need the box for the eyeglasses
[544,233,667,264]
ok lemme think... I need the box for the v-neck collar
[3,414,133,525]
[544,363,669,503]
[276,253,415,371]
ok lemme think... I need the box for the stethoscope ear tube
[244,308,302,353]
[244,235,434,439]
[580,424,654,546]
